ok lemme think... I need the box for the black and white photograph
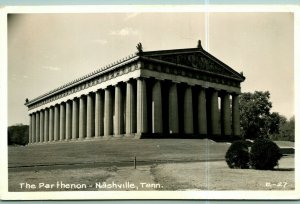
[1,5,299,200]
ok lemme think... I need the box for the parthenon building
[25,41,245,144]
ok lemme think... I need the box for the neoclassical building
[25,41,245,144]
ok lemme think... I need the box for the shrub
[225,140,250,169]
[250,138,282,170]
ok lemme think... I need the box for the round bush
[250,138,282,170]
[225,140,250,169]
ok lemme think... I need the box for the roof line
[200,49,245,81]
[25,54,139,106]
[141,47,201,56]
[141,47,245,81]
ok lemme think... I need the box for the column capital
[137,76,149,81]
[105,85,114,90]
[179,82,195,87]
[124,78,135,83]
[93,88,103,94]
[73,96,80,100]
[195,85,208,90]
[230,92,241,96]
[65,99,72,103]
[163,79,180,84]
[219,89,231,96]
[211,87,221,92]
[115,82,123,87]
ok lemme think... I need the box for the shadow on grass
[273,168,294,171]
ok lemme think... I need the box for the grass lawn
[8,139,295,191]
[8,139,229,168]
[274,141,294,148]
[152,157,294,190]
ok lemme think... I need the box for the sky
[7,12,294,126]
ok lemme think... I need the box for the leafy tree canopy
[240,91,281,139]
[8,124,28,146]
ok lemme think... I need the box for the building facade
[25,42,245,144]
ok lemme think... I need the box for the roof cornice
[25,54,139,106]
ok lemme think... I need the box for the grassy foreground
[8,139,295,191]
[8,139,228,168]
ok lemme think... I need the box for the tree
[280,116,295,141]
[7,124,29,145]
[270,116,295,141]
[264,112,281,135]
[240,91,280,139]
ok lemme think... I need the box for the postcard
[0,4,299,200]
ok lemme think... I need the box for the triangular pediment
[141,48,245,81]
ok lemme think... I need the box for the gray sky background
[8,12,294,126]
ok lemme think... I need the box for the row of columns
[28,78,240,144]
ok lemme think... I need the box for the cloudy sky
[8,12,294,126]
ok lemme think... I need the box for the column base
[124,133,136,138]
[136,133,206,139]
[102,135,113,140]
[112,134,124,139]
[25,133,243,145]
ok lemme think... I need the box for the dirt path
[104,165,161,191]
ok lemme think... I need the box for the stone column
[87,93,95,139]
[232,93,241,136]
[198,87,207,135]
[168,82,179,134]
[54,105,60,141]
[39,110,44,143]
[66,101,72,140]
[29,115,32,144]
[104,88,113,136]
[79,95,87,139]
[95,90,104,137]
[44,109,49,142]
[114,84,124,135]
[36,111,40,142]
[126,81,136,135]
[59,103,66,141]
[221,92,231,136]
[137,78,148,134]
[32,113,36,143]
[72,98,79,140]
[49,107,54,142]
[210,89,221,136]
[152,80,163,133]
[184,86,193,134]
